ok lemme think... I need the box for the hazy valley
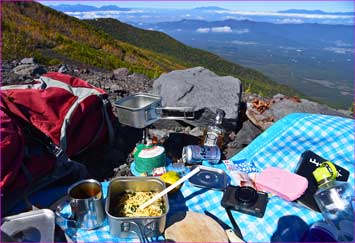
[141,19,354,108]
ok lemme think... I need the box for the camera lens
[235,186,258,205]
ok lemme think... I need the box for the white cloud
[224,16,253,21]
[276,18,304,24]
[214,10,354,19]
[64,10,144,19]
[324,47,353,54]
[197,26,242,34]
[333,40,352,47]
[196,28,210,33]
[278,46,298,50]
[231,40,257,45]
[234,28,249,34]
[211,26,232,33]
[76,12,101,19]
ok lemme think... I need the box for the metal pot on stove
[114,93,195,128]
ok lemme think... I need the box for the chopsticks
[139,167,201,210]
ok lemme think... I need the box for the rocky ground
[2,58,352,180]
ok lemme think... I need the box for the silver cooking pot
[114,93,194,128]
[105,177,169,242]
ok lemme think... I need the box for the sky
[40,1,354,13]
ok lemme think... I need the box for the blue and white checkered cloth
[57,113,354,242]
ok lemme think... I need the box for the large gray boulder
[152,67,242,120]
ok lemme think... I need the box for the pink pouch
[255,167,308,201]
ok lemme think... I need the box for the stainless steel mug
[56,179,105,230]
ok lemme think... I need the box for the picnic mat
[57,113,354,242]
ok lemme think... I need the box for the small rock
[113,67,130,79]
[58,64,70,73]
[13,64,38,76]
[128,73,149,82]
[109,84,121,92]
[184,126,192,133]
[20,57,35,65]
[246,108,274,131]
[113,164,131,177]
[189,127,204,137]
[12,64,47,77]
[228,131,236,141]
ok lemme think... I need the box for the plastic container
[313,161,354,242]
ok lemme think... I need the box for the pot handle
[156,106,195,120]
[55,199,78,235]
[121,222,149,243]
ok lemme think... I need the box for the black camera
[221,185,268,218]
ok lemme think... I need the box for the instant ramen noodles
[114,191,165,217]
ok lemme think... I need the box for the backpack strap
[69,94,115,156]
[103,97,115,145]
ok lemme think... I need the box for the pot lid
[189,165,228,190]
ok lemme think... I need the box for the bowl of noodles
[105,177,169,240]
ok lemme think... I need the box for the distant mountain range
[278,9,354,15]
[49,4,354,25]
[50,4,353,16]
[2,1,299,97]
[192,6,227,11]
[48,4,131,12]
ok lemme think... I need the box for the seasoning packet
[222,159,259,187]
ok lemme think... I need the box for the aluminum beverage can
[182,145,221,164]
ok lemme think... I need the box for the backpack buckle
[47,143,68,165]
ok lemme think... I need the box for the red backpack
[0,72,115,193]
